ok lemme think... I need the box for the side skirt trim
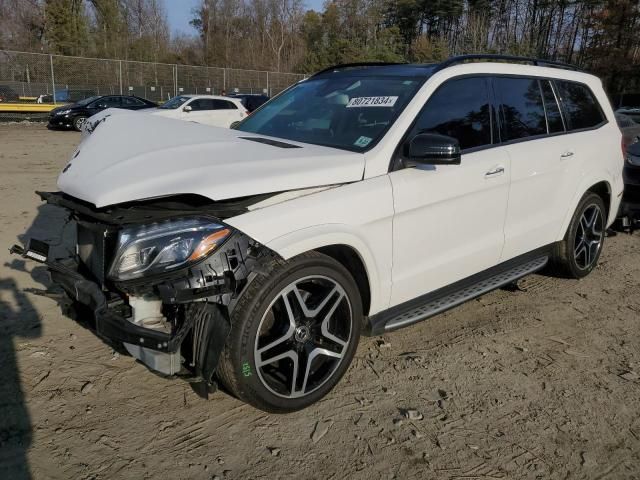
[366,246,552,336]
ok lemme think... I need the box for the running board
[367,253,549,335]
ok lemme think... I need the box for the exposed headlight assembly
[108,218,231,281]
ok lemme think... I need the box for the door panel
[390,149,510,307]
[200,111,231,127]
[389,75,510,307]
[501,136,575,260]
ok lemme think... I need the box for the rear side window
[212,99,237,110]
[495,77,546,141]
[540,80,564,133]
[411,77,492,150]
[556,81,605,130]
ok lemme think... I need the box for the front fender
[265,224,389,315]
[225,176,394,316]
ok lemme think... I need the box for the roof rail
[312,61,407,77]
[434,54,581,72]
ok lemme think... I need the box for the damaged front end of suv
[12,191,277,388]
[9,104,368,405]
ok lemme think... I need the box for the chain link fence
[0,49,306,104]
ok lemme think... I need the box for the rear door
[213,99,245,126]
[496,77,569,259]
[389,76,511,307]
[500,78,607,260]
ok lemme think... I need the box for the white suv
[150,94,247,127]
[13,55,624,412]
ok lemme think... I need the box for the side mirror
[183,105,192,112]
[404,133,461,166]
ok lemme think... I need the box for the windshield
[76,95,100,106]
[235,76,423,151]
[159,96,190,109]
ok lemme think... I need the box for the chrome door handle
[561,151,575,158]
[485,166,505,178]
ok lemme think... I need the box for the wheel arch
[315,244,372,316]
[556,178,613,241]
[263,226,389,316]
[586,181,611,219]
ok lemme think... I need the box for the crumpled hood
[58,112,365,208]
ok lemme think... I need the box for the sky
[165,0,325,37]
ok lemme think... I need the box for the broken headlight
[108,218,231,281]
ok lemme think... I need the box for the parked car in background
[616,107,640,124]
[617,112,640,150]
[150,94,247,127]
[617,112,640,228]
[48,95,157,131]
[0,85,19,102]
[13,55,624,413]
[619,134,640,229]
[227,93,270,112]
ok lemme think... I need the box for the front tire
[216,252,362,412]
[551,192,606,278]
[73,116,87,131]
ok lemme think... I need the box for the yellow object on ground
[0,103,67,112]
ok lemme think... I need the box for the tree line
[0,0,638,96]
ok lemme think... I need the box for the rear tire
[551,192,606,279]
[216,251,362,413]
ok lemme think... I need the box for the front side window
[159,96,190,110]
[556,81,605,131]
[189,99,215,111]
[76,95,100,106]
[122,96,144,107]
[93,96,121,108]
[408,77,492,150]
[495,77,546,141]
[235,76,423,151]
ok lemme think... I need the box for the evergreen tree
[44,0,89,56]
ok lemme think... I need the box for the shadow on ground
[0,203,72,479]
[0,268,41,480]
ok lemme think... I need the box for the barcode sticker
[346,96,398,108]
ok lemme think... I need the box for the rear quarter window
[555,81,606,131]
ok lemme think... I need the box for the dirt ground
[0,123,639,480]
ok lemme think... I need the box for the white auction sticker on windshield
[346,96,398,108]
